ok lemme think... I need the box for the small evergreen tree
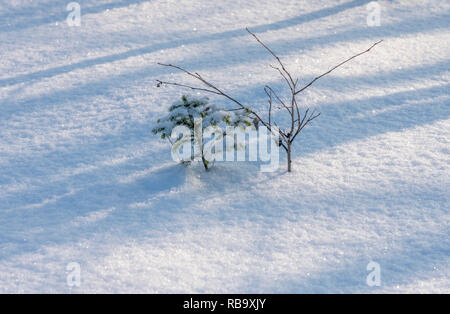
[152,95,252,170]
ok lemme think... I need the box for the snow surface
[0,0,449,293]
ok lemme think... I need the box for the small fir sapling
[152,95,253,170]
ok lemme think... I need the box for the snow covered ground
[0,0,449,293]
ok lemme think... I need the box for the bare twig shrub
[157,29,382,172]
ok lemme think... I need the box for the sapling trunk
[201,155,209,171]
[287,143,292,173]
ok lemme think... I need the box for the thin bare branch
[156,80,221,95]
[293,96,301,131]
[292,110,321,142]
[264,85,290,113]
[294,40,383,95]
[157,62,274,134]
[269,65,294,93]
[227,108,246,112]
[246,28,296,89]
[264,86,273,127]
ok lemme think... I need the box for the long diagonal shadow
[1,10,447,89]
[1,78,448,262]
[287,82,450,155]
[0,0,372,87]
[0,162,190,261]
[2,2,448,96]
[1,36,448,124]
[1,1,448,291]
[1,83,448,212]
[1,0,370,34]
[0,0,152,33]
